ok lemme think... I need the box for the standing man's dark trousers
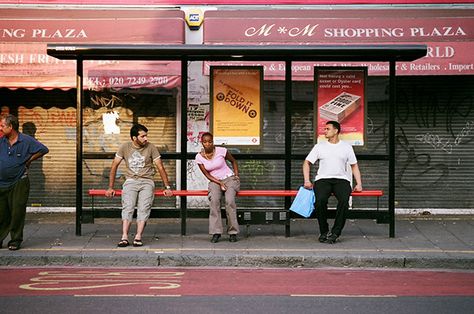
[313,178,352,236]
[0,177,30,248]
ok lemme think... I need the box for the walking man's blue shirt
[0,133,49,188]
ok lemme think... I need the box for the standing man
[303,121,362,244]
[106,123,173,247]
[0,114,49,250]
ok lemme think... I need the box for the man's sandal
[117,239,129,247]
[133,239,143,247]
[8,245,20,251]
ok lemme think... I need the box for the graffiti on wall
[274,111,314,151]
[366,82,473,192]
[415,120,474,154]
[239,159,276,190]
[16,88,177,206]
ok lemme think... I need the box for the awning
[203,8,474,76]
[0,8,185,90]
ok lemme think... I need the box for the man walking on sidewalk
[105,123,173,247]
[0,114,49,251]
[302,120,362,244]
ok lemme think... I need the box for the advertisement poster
[211,67,262,145]
[315,67,367,146]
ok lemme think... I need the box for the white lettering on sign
[324,28,404,38]
[245,24,275,37]
[1,28,26,38]
[288,24,318,37]
[31,29,87,39]
[0,53,71,64]
[276,24,319,37]
[243,24,468,40]
[29,54,68,64]
[449,63,474,72]
[247,24,318,38]
[409,62,441,71]
[426,46,455,58]
[410,27,466,37]
[1,28,88,39]
[0,54,24,64]
[87,76,170,89]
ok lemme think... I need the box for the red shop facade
[1,1,473,214]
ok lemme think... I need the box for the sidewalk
[1,213,473,269]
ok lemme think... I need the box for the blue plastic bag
[289,186,315,218]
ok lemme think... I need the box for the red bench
[87,189,384,236]
[88,189,383,197]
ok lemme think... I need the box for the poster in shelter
[315,67,367,146]
[211,67,262,145]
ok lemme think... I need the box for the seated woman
[195,132,240,243]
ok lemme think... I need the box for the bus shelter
[47,44,427,237]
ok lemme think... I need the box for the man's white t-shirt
[305,140,357,182]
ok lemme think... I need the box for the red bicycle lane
[1,267,473,297]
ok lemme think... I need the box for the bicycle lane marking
[0,267,473,297]
[0,268,183,296]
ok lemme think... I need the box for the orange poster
[211,67,262,145]
[315,67,367,146]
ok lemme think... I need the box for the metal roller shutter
[393,76,474,210]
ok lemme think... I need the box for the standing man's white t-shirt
[305,140,357,182]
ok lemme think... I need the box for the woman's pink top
[195,146,234,180]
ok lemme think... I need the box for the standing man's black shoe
[318,232,328,243]
[211,234,221,243]
[229,234,238,242]
[326,233,339,244]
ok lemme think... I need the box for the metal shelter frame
[47,44,427,238]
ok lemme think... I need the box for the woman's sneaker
[211,234,221,243]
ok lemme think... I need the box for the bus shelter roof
[47,44,427,62]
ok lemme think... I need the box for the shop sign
[203,9,474,75]
[0,8,185,89]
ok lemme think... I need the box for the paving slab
[0,213,473,269]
